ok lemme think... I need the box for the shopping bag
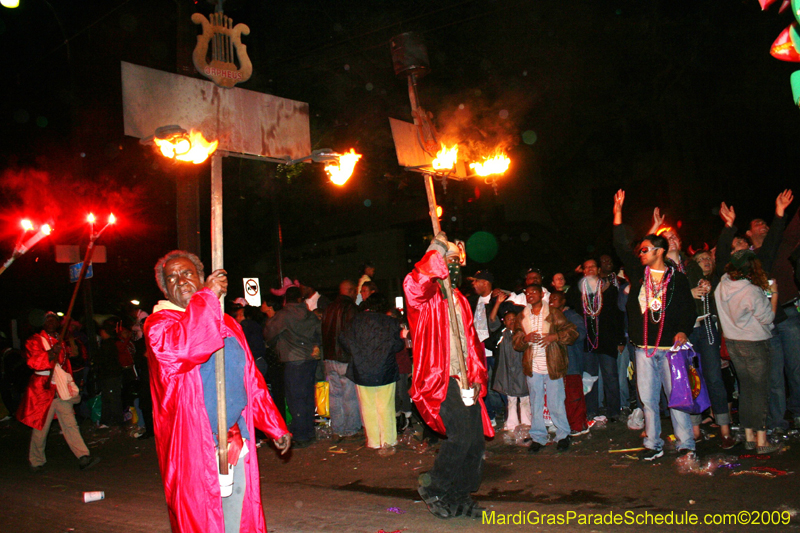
[89,394,102,423]
[315,381,330,418]
[668,343,711,414]
[52,363,80,402]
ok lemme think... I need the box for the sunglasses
[638,246,662,255]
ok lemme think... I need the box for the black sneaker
[640,448,664,462]
[556,436,571,451]
[78,455,101,470]
[528,441,542,454]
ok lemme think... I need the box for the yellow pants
[356,382,397,448]
[29,397,90,467]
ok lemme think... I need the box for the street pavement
[1,415,799,533]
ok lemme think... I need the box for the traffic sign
[69,262,93,283]
[243,278,261,307]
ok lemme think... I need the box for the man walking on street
[17,312,99,472]
[404,232,494,519]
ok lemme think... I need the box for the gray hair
[154,250,205,298]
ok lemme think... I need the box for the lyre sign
[191,12,253,88]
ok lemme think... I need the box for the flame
[108,213,116,225]
[155,130,219,165]
[656,226,673,236]
[87,213,96,224]
[41,224,52,235]
[325,149,362,186]
[432,143,458,170]
[469,152,510,176]
[20,219,33,231]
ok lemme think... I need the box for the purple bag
[668,343,711,414]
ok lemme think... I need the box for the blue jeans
[526,373,569,445]
[727,339,771,430]
[324,360,362,436]
[283,360,318,442]
[484,356,506,421]
[689,321,731,426]
[635,348,695,452]
[767,305,800,429]
[583,351,621,418]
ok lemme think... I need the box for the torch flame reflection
[432,143,458,170]
[155,130,219,165]
[469,153,510,177]
[325,149,362,186]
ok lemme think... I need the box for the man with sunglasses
[612,191,697,462]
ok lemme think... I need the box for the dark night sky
[2,0,800,334]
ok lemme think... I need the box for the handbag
[52,363,80,402]
[668,342,711,414]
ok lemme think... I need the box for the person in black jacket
[339,293,404,456]
[613,190,697,462]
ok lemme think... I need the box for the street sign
[243,278,261,307]
[56,245,107,264]
[69,262,93,283]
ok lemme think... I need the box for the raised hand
[646,207,665,235]
[613,189,625,225]
[776,189,794,217]
[719,202,736,227]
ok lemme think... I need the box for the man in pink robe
[145,250,291,533]
[17,312,98,472]
[403,233,494,520]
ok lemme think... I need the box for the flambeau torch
[0,219,54,276]
[391,32,511,391]
[143,125,233,473]
[46,213,115,387]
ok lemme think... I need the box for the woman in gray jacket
[715,250,781,454]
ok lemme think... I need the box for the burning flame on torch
[469,153,510,177]
[432,143,458,170]
[324,149,362,186]
[155,130,219,165]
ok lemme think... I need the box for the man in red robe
[17,312,99,472]
[403,232,494,520]
[145,250,291,533]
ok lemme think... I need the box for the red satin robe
[403,250,494,438]
[145,288,289,533]
[17,331,69,430]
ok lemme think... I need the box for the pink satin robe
[403,250,494,438]
[17,331,69,430]
[145,288,289,533]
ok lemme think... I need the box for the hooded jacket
[714,274,775,342]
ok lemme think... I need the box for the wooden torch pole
[211,153,228,475]
[422,173,470,390]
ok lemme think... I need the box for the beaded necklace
[581,277,603,351]
[643,265,673,357]
[702,293,715,345]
